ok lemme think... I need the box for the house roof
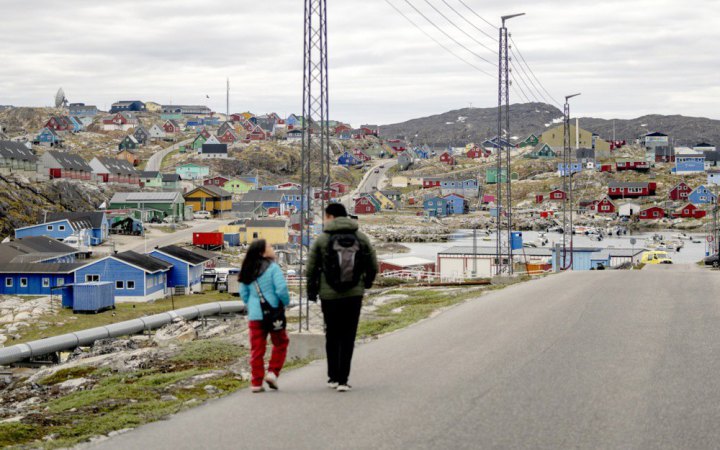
[186,185,232,198]
[112,250,172,273]
[241,190,286,203]
[46,211,106,229]
[0,140,37,162]
[110,191,184,204]
[703,151,720,162]
[0,263,85,274]
[379,256,434,267]
[46,151,92,172]
[154,245,209,265]
[645,132,668,137]
[94,156,137,175]
[0,236,79,264]
[244,219,287,228]
[232,202,264,213]
[201,143,228,154]
[161,173,181,182]
[608,181,651,188]
[695,142,714,148]
[138,170,160,178]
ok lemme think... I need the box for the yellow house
[184,186,233,216]
[409,176,424,186]
[240,219,288,245]
[540,124,611,156]
[145,102,162,113]
[372,191,395,210]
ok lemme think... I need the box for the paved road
[340,159,398,209]
[125,219,230,253]
[94,264,720,449]
[145,138,192,172]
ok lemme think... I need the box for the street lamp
[561,93,581,270]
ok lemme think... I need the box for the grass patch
[357,287,485,339]
[172,340,245,365]
[0,423,44,448]
[39,366,97,386]
[12,291,237,345]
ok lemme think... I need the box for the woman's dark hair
[239,239,269,284]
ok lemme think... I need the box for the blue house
[46,212,109,245]
[337,151,360,167]
[413,147,429,159]
[148,245,210,294]
[557,163,582,176]
[14,219,92,248]
[35,127,63,146]
[281,189,307,212]
[0,264,79,296]
[688,185,717,205]
[68,116,84,132]
[675,154,706,175]
[0,236,79,265]
[423,196,450,217]
[110,101,146,113]
[73,251,171,302]
[443,194,469,215]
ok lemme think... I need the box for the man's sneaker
[336,384,352,392]
[251,386,265,393]
[327,380,339,389]
[265,372,279,390]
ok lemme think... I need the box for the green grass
[39,366,97,385]
[171,340,245,365]
[13,291,237,344]
[0,423,45,448]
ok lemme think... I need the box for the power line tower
[495,13,523,276]
[299,0,331,331]
[226,78,230,118]
[561,93,581,270]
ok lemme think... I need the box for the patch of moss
[0,423,44,448]
[171,340,245,365]
[39,366,97,386]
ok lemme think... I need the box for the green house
[118,135,139,151]
[525,143,558,159]
[138,171,163,188]
[191,134,207,150]
[176,163,210,180]
[225,178,256,195]
[108,191,186,220]
[485,167,508,184]
[161,113,183,120]
[519,134,539,148]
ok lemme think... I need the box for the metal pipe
[0,301,245,366]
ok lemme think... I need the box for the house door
[49,168,61,178]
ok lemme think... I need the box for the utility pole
[226,78,230,119]
[299,0,331,331]
[495,12,524,276]
[562,93,581,270]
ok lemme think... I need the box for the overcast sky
[1,0,718,126]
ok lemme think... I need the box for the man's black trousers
[321,296,363,385]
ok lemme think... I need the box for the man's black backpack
[323,232,375,292]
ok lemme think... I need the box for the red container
[193,232,224,246]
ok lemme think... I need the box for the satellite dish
[55,88,68,108]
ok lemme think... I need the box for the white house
[618,202,641,217]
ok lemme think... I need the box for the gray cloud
[0,0,718,125]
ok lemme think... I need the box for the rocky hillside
[0,175,115,239]
[380,103,720,148]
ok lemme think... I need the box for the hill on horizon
[379,103,720,148]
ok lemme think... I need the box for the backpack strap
[253,280,267,304]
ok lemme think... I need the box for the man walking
[307,203,377,392]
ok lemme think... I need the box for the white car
[193,210,212,220]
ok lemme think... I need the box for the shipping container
[223,233,240,247]
[72,282,115,313]
[193,232,224,247]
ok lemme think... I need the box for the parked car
[704,253,720,267]
[193,210,212,220]
[641,251,673,265]
[374,169,380,174]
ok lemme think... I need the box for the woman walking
[239,239,290,393]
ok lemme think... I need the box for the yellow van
[641,251,673,265]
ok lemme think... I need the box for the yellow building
[184,186,233,216]
[540,124,611,157]
[145,102,162,113]
[372,191,395,210]
[391,176,409,188]
[240,219,288,245]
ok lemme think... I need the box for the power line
[422,0,497,54]
[509,71,532,104]
[402,0,496,67]
[384,0,495,78]
[510,60,545,104]
[440,0,497,41]
[510,36,562,107]
[456,0,497,29]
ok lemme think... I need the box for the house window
[42,278,50,288]
[47,225,53,231]
[127,281,135,290]
[116,280,124,289]
[653,211,659,217]
[56,278,64,286]
[85,274,99,282]
[253,232,259,239]
[20,278,28,288]
[58,225,66,231]
[5,278,12,287]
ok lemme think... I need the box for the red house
[277,182,301,190]
[199,128,211,139]
[45,116,72,132]
[378,257,436,276]
[535,194,544,204]
[335,124,352,135]
[103,113,131,126]
[639,206,665,220]
[608,182,657,199]
[598,164,613,173]
[466,146,488,159]
[218,129,237,144]
[330,182,349,194]
[247,125,267,141]
[615,160,650,171]
[354,195,377,214]
[439,151,455,165]
[230,114,244,123]
[386,139,407,153]
[204,176,229,187]
[423,177,442,189]
[673,203,706,219]
[163,120,181,134]
[353,149,371,162]
[595,197,616,214]
[548,189,567,201]
[669,182,692,201]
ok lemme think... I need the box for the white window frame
[127,280,136,290]
[5,278,12,287]
[85,274,100,282]
[42,278,50,288]
[58,225,66,231]
[47,225,53,231]
[116,280,124,289]
[56,278,64,287]
[20,278,28,288]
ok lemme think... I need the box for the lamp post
[561,93,581,270]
